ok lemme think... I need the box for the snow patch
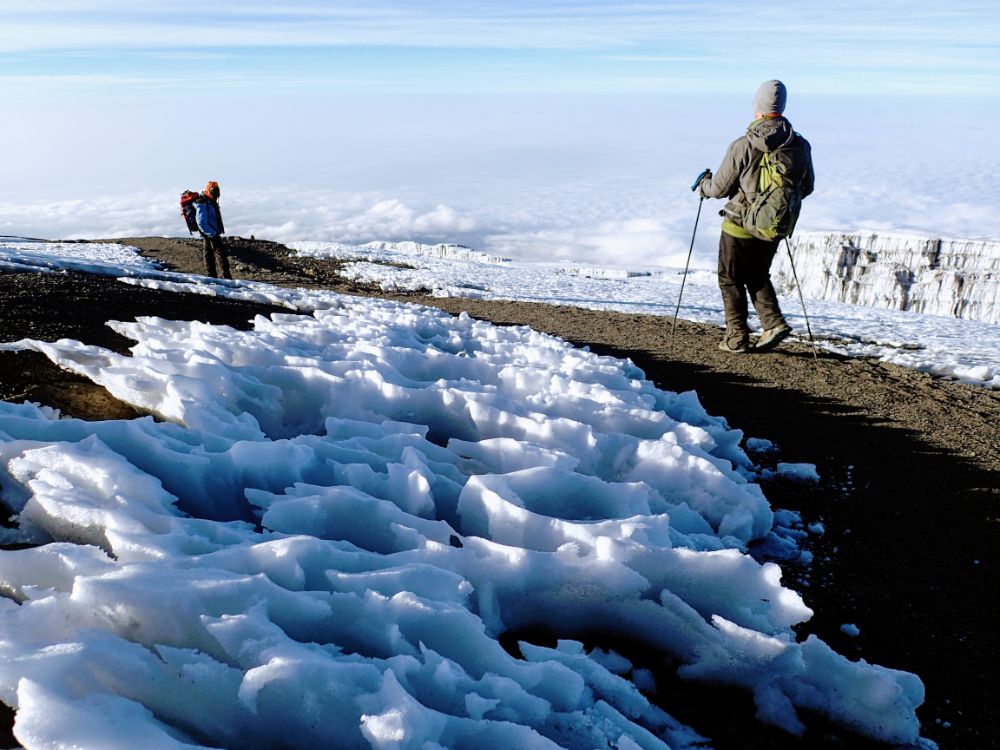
[0,281,930,747]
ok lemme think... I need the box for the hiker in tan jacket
[697,80,814,353]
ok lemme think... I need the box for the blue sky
[3,1,998,95]
[2,1,998,255]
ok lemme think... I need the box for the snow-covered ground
[291,240,1000,389]
[0,238,940,748]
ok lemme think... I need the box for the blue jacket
[195,197,225,238]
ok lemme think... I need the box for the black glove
[691,168,711,192]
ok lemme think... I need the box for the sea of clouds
[2,95,996,269]
[2,175,994,274]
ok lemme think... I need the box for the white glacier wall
[775,232,1000,324]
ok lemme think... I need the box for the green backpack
[743,134,811,241]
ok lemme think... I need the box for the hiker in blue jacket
[195,181,232,279]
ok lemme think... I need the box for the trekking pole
[671,170,710,336]
[783,237,819,359]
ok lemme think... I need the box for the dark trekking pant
[203,235,232,280]
[717,232,785,345]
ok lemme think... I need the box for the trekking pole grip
[691,169,711,192]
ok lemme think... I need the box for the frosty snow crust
[291,239,999,389]
[0,278,928,748]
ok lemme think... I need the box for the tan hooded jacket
[700,116,814,239]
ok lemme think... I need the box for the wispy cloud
[602,54,724,63]
[0,3,679,52]
[2,1,997,62]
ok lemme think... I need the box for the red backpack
[179,191,201,234]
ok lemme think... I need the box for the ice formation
[778,232,1000,324]
[0,281,929,748]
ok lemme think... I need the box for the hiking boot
[754,323,792,352]
[718,338,750,354]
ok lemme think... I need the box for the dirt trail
[0,237,996,749]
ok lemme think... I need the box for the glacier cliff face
[774,232,1000,324]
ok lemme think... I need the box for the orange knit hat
[204,181,220,198]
